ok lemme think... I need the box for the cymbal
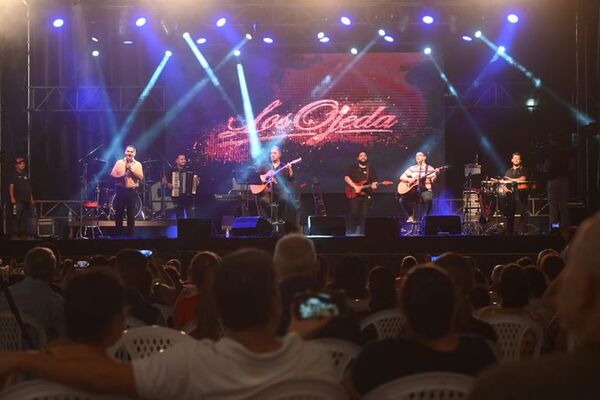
[91,158,107,163]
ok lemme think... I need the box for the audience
[0,247,65,343]
[540,254,565,282]
[367,266,397,313]
[469,212,600,399]
[329,255,369,313]
[523,266,554,327]
[0,248,338,399]
[345,265,497,398]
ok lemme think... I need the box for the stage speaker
[37,218,55,238]
[231,216,272,236]
[308,216,346,236]
[365,217,399,238]
[178,218,213,240]
[422,215,462,235]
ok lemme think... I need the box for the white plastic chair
[363,372,475,400]
[0,379,131,400]
[0,310,47,351]
[246,379,348,400]
[360,309,406,340]
[313,338,361,380]
[109,325,194,361]
[151,303,175,327]
[124,316,147,329]
[480,314,544,360]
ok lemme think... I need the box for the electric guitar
[345,180,394,199]
[397,165,449,195]
[249,158,302,195]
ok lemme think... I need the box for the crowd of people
[0,211,599,399]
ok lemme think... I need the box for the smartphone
[431,255,440,262]
[551,222,560,230]
[76,260,89,268]
[139,249,153,257]
[294,291,342,320]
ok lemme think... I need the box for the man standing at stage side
[8,156,37,239]
[257,146,295,224]
[503,152,529,235]
[111,145,144,237]
[345,151,378,235]
[162,154,199,219]
[398,152,436,224]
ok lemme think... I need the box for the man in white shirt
[0,249,338,399]
[399,152,437,224]
[110,145,144,237]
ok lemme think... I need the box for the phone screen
[296,292,340,320]
[139,250,153,257]
[76,260,89,268]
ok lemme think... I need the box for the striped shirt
[401,164,436,191]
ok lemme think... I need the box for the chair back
[312,338,361,380]
[109,325,194,361]
[151,303,174,327]
[124,316,147,329]
[360,309,405,340]
[0,379,131,400]
[0,310,47,351]
[480,313,544,360]
[363,372,474,400]
[246,379,347,400]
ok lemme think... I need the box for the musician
[162,154,198,219]
[110,145,144,237]
[8,156,37,239]
[398,152,436,224]
[257,146,294,223]
[345,151,378,235]
[502,152,529,235]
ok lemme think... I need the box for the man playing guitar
[255,146,295,223]
[398,152,439,224]
[345,151,378,235]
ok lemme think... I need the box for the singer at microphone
[110,145,144,237]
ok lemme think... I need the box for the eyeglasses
[16,160,25,164]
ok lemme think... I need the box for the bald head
[273,234,317,280]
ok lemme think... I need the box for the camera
[294,291,344,320]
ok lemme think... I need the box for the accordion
[172,171,198,197]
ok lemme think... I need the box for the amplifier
[37,218,55,238]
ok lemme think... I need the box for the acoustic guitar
[397,165,449,195]
[249,158,302,195]
[345,180,394,199]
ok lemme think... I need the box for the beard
[358,160,368,166]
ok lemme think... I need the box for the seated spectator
[395,255,418,293]
[345,266,497,398]
[434,253,497,343]
[540,254,565,282]
[468,212,600,400]
[489,264,505,304]
[536,248,559,267]
[523,266,554,327]
[516,256,535,267]
[0,248,338,399]
[0,247,65,343]
[173,251,221,340]
[115,249,164,326]
[367,266,397,313]
[329,255,369,313]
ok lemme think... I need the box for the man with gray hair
[0,247,65,342]
[274,234,319,335]
[468,212,600,399]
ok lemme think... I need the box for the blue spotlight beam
[236,63,262,162]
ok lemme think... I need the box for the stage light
[216,17,227,27]
[474,30,482,38]
[340,16,352,26]
[135,17,147,27]
[378,29,386,37]
[534,79,542,88]
[245,33,252,40]
[196,37,207,45]
[383,35,394,43]
[350,47,358,55]
[263,37,274,44]
[462,35,473,42]
[507,14,519,24]
[423,47,432,55]
[91,37,99,42]
[319,36,330,43]
[317,32,325,39]
[165,50,172,57]
[497,45,506,54]
[526,98,537,108]
[422,15,434,24]
[52,18,64,28]
[123,40,133,45]
[233,49,241,57]
[92,50,100,57]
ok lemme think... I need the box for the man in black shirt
[345,151,378,235]
[503,152,530,235]
[162,154,198,219]
[8,156,37,239]
[256,146,295,224]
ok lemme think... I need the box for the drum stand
[462,163,482,235]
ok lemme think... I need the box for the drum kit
[462,162,534,235]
